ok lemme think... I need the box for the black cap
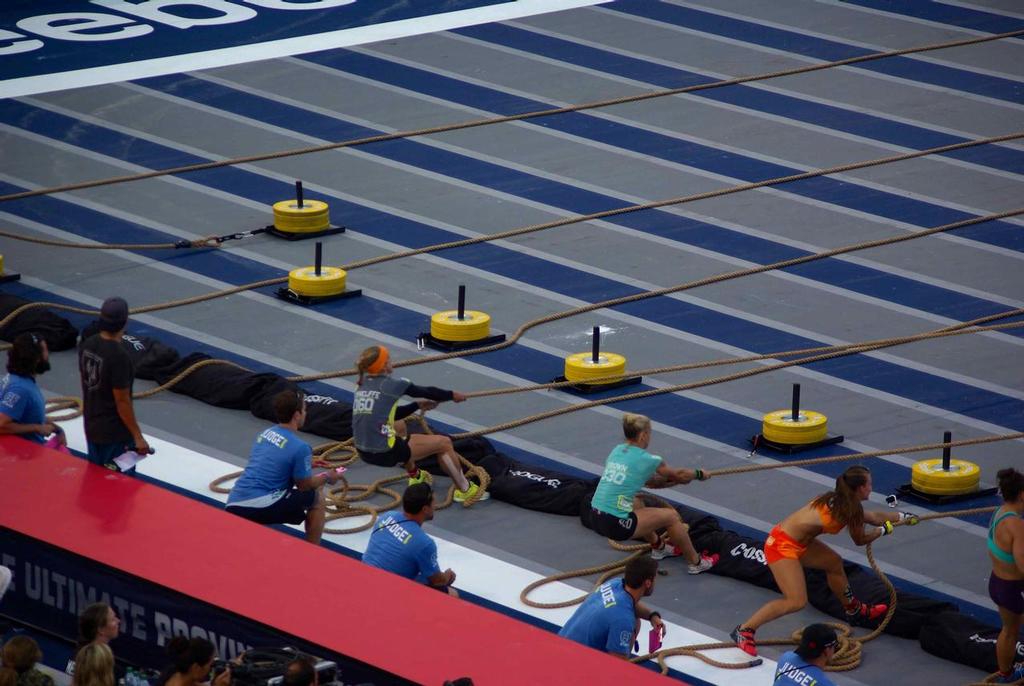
[797,623,838,659]
[98,297,128,333]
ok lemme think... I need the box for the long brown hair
[811,465,870,529]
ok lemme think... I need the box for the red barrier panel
[0,437,677,685]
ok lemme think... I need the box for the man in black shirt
[79,297,150,470]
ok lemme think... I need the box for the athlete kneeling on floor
[559,555,665,658]
[732,465,916,657]
[588,413,716,574]
[352,345,487,503]
[225,390,341,545]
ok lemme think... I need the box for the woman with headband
[352,345,487,503]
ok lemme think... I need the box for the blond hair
[622,413,651,441]
[73,644,114,686]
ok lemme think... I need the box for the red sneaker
[847,601,887,625]
[731,626,757,656]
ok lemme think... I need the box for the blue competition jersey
[362,510,441,582]
[0,373,46,444]
[774,651,835,686]
[558,578,636,655]
[227,426,312,507]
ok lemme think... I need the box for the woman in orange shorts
[731,465,917,657]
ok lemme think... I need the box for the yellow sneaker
[453,482,490,503]
[407,469,433,486]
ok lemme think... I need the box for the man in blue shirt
[0,333,61,446]
[362,483,458,596]
[559,556,665,658]
[226,390,341,544]
[774,623,838,686]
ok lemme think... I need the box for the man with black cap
[0,332,61,445]
[773,623,838,685]
[79,297,150,469]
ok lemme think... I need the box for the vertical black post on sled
[457,285,466,320]
[791,383,801,421]
[314,241,322,277]
[295,180,304,209]
[942,430,952,471]
[592,326,601,363]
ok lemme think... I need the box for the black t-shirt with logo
[79,334,135,444]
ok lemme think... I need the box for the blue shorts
[226,489,317,525]
[989,573,1024,615]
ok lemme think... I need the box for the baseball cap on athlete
[98,297,128,333]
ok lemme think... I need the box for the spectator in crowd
[72,644,114,686]
[773,623,838,686]
[558,555,665,659]
[0,333,61,446]
[66,603,119,678]
[282,658,317,686]
[362,483,458,596]
[158,637,229,686]
[226,390,342,544]
[79,297,149,470]
[2,635,55,686]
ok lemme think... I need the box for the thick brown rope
[449,310,1024,440]
[209,415,490,534]
[2,29,1020,204]
[459,317,1024,399]
[0,228,221,250]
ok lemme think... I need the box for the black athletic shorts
[590,508,638,541]
[358,438,412,467]
[226,489,317,525]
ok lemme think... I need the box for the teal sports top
[591,443,662,518]
[988,508,1020,564]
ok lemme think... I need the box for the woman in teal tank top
[588,413,716,575]
[987,468,1024,683]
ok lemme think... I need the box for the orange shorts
[764,525,807,565]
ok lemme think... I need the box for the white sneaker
[650,544,683,561]
[687,553,718,575]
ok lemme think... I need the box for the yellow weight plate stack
[273,200,330,234]
[431,310,491,342]
[761,410,829,445]
[911,458,980,495]
[564,352,627,384]
[288,266,347,297]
